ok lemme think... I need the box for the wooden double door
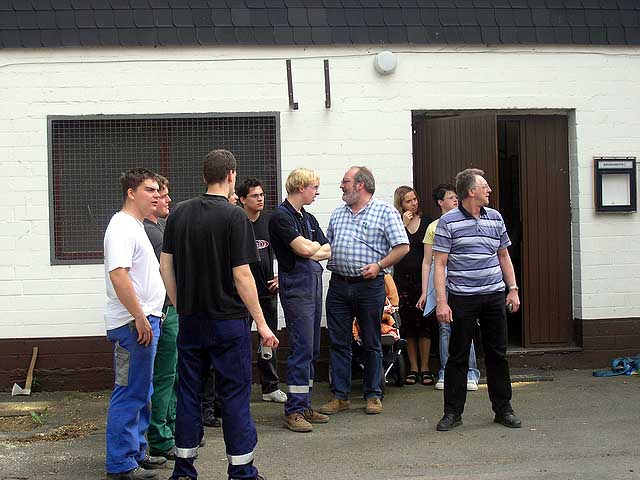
[412,114,572,348]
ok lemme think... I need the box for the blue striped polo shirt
[432,205,511,296]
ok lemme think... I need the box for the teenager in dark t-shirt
[160,149,278,480]
[237,178,287,404]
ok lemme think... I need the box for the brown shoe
[283,412,313,432]
[302,408,329,424]
[365,397,383,415]
[318,397,351,415]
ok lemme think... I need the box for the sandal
[421,371,434,386]
[405,371,418,385]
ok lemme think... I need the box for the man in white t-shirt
[104,168,167,480]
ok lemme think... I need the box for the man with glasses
[237,178,287,404]
[433,168,522,432]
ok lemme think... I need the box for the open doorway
[412,111,572,349]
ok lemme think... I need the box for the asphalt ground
[0,369,638,480]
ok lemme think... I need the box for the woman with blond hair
[393,186,433,385]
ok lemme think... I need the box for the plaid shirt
[327,198,409,277]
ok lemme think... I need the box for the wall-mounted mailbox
[594,157,636,213]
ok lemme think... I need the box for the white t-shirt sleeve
[104,220,135,273]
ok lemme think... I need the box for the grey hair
[455,168,485,201]
[352,166,376,194]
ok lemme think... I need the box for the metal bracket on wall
[324,59,331,109]
[286,59,298,110]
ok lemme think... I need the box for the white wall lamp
[373,51,398,75]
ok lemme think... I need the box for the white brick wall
[1,44,639,338]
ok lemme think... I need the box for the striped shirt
[432,205,511,296]
[327,198,409,277]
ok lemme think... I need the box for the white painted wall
[1,44,639,338]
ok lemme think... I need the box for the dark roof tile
[388,24,407,40]
[550,10,568,26]
[476,8,495,25]
[531,8,551,26]
[340,0,359,7]
[114,9,135,27]
[513,9,533,26]
[21,29,42,46]
[439,8,459,25]
[602,10,621,26]
[620,11,638,27]
[97,26,117,43]
[495,8,515,25]
[173,8,192,26]
[250,9,272,27]
[40,28,62,45]
[616,0,636,9]
[331,25,350,42]
[108,0,129,8]
[268,8,288,25]
[406,25,428,42]
[344,8,365,25]
[78,27,100,44]
[118,27,139,44]
[326,8,346,25]
[292,25,311,42]
[517,25,536,41]
[71,0,91,8]
[0,13,17,28]
[458,8,478,25]
[136,26,157,43]
[567,9,586,26]
[425,25,446,42]
[76,10,97,27]
[311,25,331,42]
[265,0,284,5]
[148,0,169,6]
[95,9,115,26]
[535,26,555,42]
[157,27,180,44]
[443,25,463,42]
[273,24,293,42]
[383,7,402,25]
[625,26,640,42]
[253,25,275,42]
[130,0,150,7]
[553,25,571,42]
[288,7,308,25]
[51,0,72,8]
[55,10,76,28]
[2,30,22,46]
[231,7,251,26]
[360,0,381,7]
[420,8,439,25]
[368,25,388,42]
[526,0,545,6]
[0,0,12,9]
[480,25,500,42]
[584,9,603,26]
[322,0,340,6]
[588,26,607,42]
[509,0,528,7]
[60,28,81,44]
[545,0,563,8]
[14,0,33,8]
[246,0,264,7]
[499,25,518,42]
[212,8,232,26]
[401,8,421,25]
[364,8,384,26]
[176,25,196,42]
[196,25,216,42]
[308,8,328,26]
[571,26,589,42]
[581,0,600,6]
[606,26,625,43]
[349,25,369,42]
[16,10,40,28]
[564,0,581,8]
[214,25,236,41]
[454,0,474,6]
[435,0,455,7]
[599,0,617,9]
[462,24,481,41]
[153,9,171,26]
[472,0,493,6]
[33,0,52,10]
[192,8,213,26]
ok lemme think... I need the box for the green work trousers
[148,306,178,453]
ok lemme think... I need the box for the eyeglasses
[474,183,490,190]
[247,193,265,199]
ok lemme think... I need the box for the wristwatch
[508,285,519,291]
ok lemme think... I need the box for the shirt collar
[458,204,487,219]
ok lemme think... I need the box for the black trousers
[444,292,513,416]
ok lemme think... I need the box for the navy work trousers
[171,314,259,480]
[279,261,323,415]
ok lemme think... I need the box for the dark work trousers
[201,367,223,416]
[444,292,513,417]
[326,275,386,400]
[278,260,324,416]
[171,314,259,480]
[256,295,280,395]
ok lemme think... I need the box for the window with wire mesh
[50,115,279,264]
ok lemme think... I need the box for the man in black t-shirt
[237,178,287,404]
[160,150,278,480]
[269,168,331,433]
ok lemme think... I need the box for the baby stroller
[352,274,408,393]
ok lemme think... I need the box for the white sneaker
[262,389,287,403]
[467,380,479,391]
[435,378,445,390]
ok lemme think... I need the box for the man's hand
[134,315,154,346]
[267,275,278,293]
[506,290,520,313]
[257,323,279,348]
[436,303,453,324]
[416,292,426,310]
[360,262,381,279]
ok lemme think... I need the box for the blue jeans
[105,316,160,474]
[438,322,480,383]
[326,275,386,400]
[279,263,323,415]
[171,314,258,480]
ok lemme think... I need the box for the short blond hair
[285,168,320,194]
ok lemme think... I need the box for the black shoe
[137,455,167,470]
[436,413,463,431]
[494,411,522,428]
[202,408,222,428]
[148,446,176,461]
[106,467,160,479]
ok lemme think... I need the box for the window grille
[49,114,280,264]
